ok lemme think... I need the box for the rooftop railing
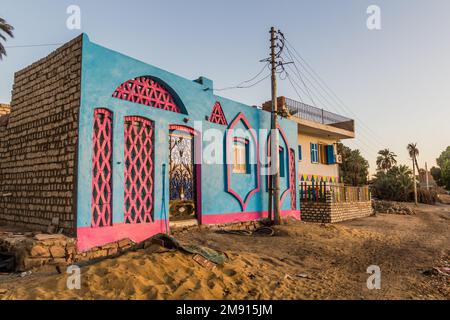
[285,98,352,126]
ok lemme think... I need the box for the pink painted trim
[77,220,166,252]
[169,124,203,224]
[226,113,261,211]
[233,137,249,145]
[266,125,292,207]
[201,210,301,225]
[169,124,198,136]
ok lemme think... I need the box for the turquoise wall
[76,34,299,228]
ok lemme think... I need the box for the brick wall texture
[301,195,373,223]
[0,36,82,235]
[0,104,10,117]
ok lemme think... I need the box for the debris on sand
[149,233,228,266]
[372,200,416,215]
[216,226,275,237]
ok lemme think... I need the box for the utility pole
[412,158,418,205]
[270,26,281,225]
[425,162,430,190]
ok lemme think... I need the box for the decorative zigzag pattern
[209,101,228,125]
[113,77,181,114]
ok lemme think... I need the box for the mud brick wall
[0,36,82,235]
[0,104,10,117]
[301,197,373,223]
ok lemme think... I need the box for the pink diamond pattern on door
[289,149,297,210]
[113,77,182,114]
[91,109,113,228]
[124,116,154,224]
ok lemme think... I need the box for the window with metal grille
[91,108,113,228]
[124,116,155,224]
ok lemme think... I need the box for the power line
[285,72,304,104]
[283,45,386,159]
[280,52,381,158]
[283,70,379,158]
[215,73,270,91]
[214,63,270,91]
[284,39,385,147]
[283,58,382,155]
[4,43,64,48]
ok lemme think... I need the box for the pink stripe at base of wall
[201,210,301,225]
[77,220,167,252]
[77,210,301,252]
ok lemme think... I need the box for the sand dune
[1,203,449,300]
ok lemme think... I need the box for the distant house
[418,169,437,189]
[263,97,372,223]
[263,96,354,185]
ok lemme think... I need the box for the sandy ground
[0,203,448,300]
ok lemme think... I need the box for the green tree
[0,17,14,60]
[372,165,413,201]
[437,146,450,190]
[430,166,443,186]
[337,143,369,186]
[407,143,420,171]
[376,149,397,172]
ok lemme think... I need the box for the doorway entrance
[169,128,197,221]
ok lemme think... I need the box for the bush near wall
[371,165,438,205]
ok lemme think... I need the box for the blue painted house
[0,34,301,252]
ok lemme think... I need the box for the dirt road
[0,203,448,300]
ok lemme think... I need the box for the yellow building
[264,96,355,185]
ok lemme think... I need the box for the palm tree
[376,149,397,172]
[0,17,14,60]
[407,143,420,171]
[407,143,420,205]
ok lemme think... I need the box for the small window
[298,145,302,161]
[279,146,285,177]
[232,139,248,174]
[318,144,328,164]
[310,143,319,163]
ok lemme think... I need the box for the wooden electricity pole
[412,158,418,205]
[270,26,281,225]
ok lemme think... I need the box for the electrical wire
[214,63,270,91]
[215,73,270,91]
[284,39,385,147]
[4,43,64,48]
[282,57,380,159]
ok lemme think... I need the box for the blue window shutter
[310,143,314,163]
[298,145,302,161]
[327,145,335,164]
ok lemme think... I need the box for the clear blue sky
[2,0,449,174]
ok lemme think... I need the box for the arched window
[91,108,113,228]
[112,76,185,114]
